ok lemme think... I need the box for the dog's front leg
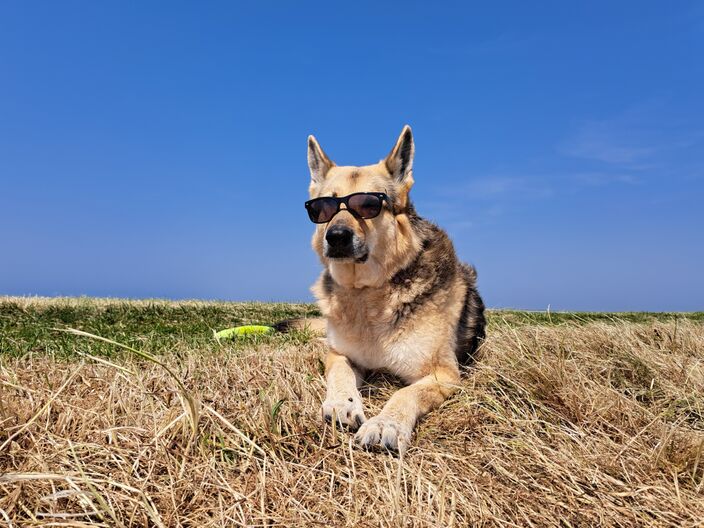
[322,349,366,431]
[355,365,459,452]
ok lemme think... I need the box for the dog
[284,126,485,452]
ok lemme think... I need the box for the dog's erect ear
[385,125,414,183]
[308,135,335,185]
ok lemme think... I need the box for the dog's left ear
[385,125,414,183]
[308,135,335,186]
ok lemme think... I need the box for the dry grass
[1,298,703,526]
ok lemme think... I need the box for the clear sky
[1,2,702,311]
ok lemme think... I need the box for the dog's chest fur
[314,221,466,382]
[324,285,442,381]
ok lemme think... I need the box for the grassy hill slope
[1,297,703,526]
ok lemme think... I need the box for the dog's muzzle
[324,225,367,261]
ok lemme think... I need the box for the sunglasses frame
[304,192,391,224]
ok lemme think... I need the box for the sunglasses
[305,192,390,224]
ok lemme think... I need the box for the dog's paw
[354,415,412,453]
[322,395,366,431]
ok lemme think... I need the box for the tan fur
[274,317,326,335]
[304,126,485,452]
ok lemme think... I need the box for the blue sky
[1,1,702,311]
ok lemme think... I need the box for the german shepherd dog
[287,126,485,452]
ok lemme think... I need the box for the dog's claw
[322,395,366,431]
[354,415,411,453]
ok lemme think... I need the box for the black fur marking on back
[389,212,486,365]
[454,264,486,367]
[390,220,457,324]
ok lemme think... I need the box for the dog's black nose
[326,225,353,248]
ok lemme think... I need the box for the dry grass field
[1,297,703,527]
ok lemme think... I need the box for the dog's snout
[325,225,354,248]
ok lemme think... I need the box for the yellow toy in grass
[214,325,275,340]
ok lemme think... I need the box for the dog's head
[306,126,420,288]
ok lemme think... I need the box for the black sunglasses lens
[348,194,383,219]
[307,197,338,223]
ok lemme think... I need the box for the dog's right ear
[385,125,414,183]
[308,135,335,185]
